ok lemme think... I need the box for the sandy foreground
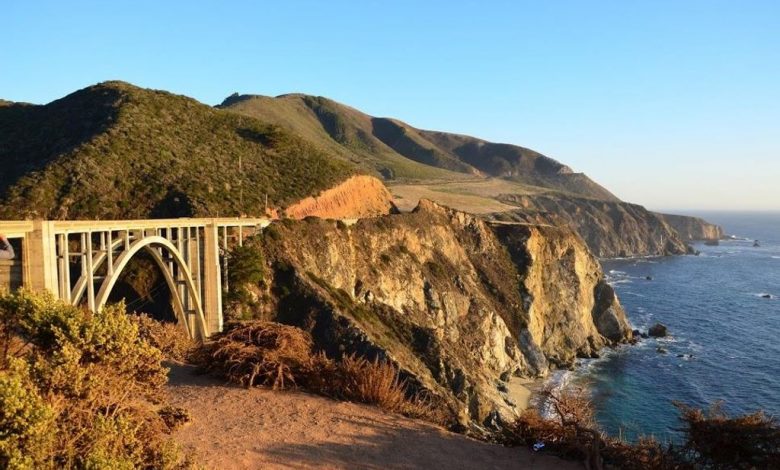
[167,365,580,469]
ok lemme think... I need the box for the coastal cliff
[658,213,724,241]
[492,194,688,257]
[244,200,631,428]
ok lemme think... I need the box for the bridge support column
[202,221,223,336]
[23,221,59,296]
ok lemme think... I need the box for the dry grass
[196,321,438,420]
[311,353,436,420]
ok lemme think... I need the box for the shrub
[131,314,196,362]
[197,321,436,420]
[224,243,266,322]
[506,385,780,470]
[0,289,187,469]
[316,354,435,420]
[200,321,313,389]
[674,401,780,468]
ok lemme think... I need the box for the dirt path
[167,365,580,470]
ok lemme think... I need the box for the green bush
[0,290,186,469]
[224,243,266,321]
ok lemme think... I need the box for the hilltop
[0,82,355,219]
[0,82,721,257]
[219,93,618,201]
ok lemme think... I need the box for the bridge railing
[0,217,271,338]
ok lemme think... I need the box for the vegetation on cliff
[0,82,355,219]
[505,386,780,469]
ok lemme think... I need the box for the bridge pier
[202,221,223,335]
[23,221,58,295]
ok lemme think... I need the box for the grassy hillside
[0,82,355,219]
[219,94,472,182]
[221,93,617,201]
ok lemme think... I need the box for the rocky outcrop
[283,175,397,219]
[657,213,724,241]
[492,194,688,258]
[251,200,631,429]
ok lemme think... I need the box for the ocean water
[568,212,780,441]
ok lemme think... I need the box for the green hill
[220,93,617,201]
[0,82,355,219]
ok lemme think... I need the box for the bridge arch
[94,236,208,339]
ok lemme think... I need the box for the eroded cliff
[244,200,631,429]
[283,175,396,219]
[492,194,690,257]
[658,213,724,241]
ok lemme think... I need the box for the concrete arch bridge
[0,218,270,339]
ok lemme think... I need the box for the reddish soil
[167,364,580,469]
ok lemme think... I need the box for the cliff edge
[242,200,631,429]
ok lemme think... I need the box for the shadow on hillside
[0,87,122,191]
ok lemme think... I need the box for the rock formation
[247,200,631,429]
[658,213,724,241]
[283,175,397,219]
[491,194,689,257]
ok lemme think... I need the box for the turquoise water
[570,212,780,441]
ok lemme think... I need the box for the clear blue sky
[3,1,778,211]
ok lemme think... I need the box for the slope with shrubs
[505,386,780,469]
[219,92,617,201]
[0,290,189,469]
[0,82,355,219]
[196,321,436,420]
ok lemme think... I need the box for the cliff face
[283,175,396,219]
[250,200,631,428]
[493,194,689,258]
[658,213,724,241]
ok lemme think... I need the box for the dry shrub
[311,353,435,419]
[197,321,438,420]
[131,314,197,362]
[675,401,780,469]
[201,321,313,389]
[506,385,780,470]
[602,436,672,470]
[506,385,605,468]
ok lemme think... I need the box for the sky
[2,1,779,211]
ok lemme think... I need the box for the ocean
[566,212,780,441]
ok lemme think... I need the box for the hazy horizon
[3,1,778,211]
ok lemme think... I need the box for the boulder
[648,323,668,337]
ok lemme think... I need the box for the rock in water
[648,323,668,337]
